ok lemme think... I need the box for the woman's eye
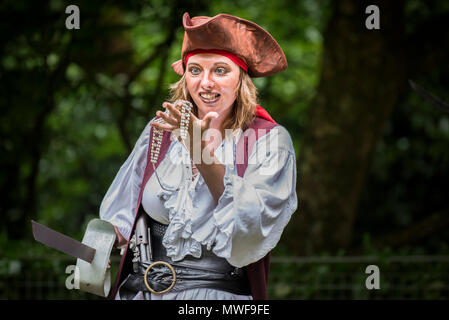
[216,67,227,75]
[189,67,200,75]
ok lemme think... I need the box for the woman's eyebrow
[187,62,201,67]
[213,62,230,67]
[187,61,231,67]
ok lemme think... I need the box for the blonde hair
[168,70,258,132]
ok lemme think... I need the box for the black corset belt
[118,216,251,299]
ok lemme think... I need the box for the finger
[157,110,178,126]
[202,112,219,129]
[164,102,182,119]
[151,121,177,131]
[188,110,198,122]
[172,100,184,111]
[175,100,185,111]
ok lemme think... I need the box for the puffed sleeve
[99,122,152,241]
[193,125,298,268]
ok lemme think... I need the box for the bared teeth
[200,93,219,100]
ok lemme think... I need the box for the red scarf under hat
[185,49,248,72]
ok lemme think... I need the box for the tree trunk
[284,0,407,255]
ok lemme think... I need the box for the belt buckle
[144,261,177,295]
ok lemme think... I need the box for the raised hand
[150,100,218,145]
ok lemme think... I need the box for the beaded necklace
[150,100,192,191]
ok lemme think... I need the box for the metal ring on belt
[143,261,177,295]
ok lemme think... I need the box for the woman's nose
[200,71,215,89]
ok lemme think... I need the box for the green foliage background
[1,0,449,299]
[1,0,327,249]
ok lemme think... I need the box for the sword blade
[31,220,96,263]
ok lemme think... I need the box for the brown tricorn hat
[171,12,288,78]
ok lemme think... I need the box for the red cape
[255,105,276,124]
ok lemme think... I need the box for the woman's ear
[171,60,184,76]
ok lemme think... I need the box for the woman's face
[185,53,240,120]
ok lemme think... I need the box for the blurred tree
[285,0,449,255]
[0,0,208,239]
[2,0,449,260]
[0,0,139,238]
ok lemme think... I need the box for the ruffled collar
[155,135,235,261]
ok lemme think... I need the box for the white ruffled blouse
[100,120,298,299]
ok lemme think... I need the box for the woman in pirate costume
[100,12,298,300]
